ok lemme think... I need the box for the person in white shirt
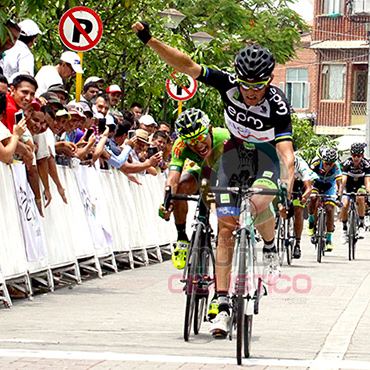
[1,19,42,80]
[35,51,83,97]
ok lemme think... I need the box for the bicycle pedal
[212,329,228,339]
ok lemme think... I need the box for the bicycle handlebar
[209,186,278,196]
[164,185,200,212]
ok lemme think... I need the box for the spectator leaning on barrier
[139,114,157,137]
[2,74,36,136]
[151,130,169,173]
[106,84,123,109]
[1,19,42,80]
[0,91,27,164]
[47,84,69,106]
[39,91,64,113]
[120,128,161,176]
[0,20,21,75]
[35,51,83,97]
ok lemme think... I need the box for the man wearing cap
[120,128,161,176]
[47,84,69,106]
[0,20,21,75]
[139,114,157,137]
[35,51,83,97]
[84,76,105,90]
[39,92,64,112]
[1,19,42,80]
[106,84,123,109]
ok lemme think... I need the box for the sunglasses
[183,128,209,146]
[237,78,271,91]
[352,154,363,158]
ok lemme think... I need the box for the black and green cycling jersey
[169,127,230,175]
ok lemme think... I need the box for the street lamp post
[366,24,370,157]
[347,1,370,157]
[159,8,186,122]
[189,31,214,49]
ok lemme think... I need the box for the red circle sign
[166,72,197,101]
[59,7,103,52]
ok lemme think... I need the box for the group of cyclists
[132,20,370,339]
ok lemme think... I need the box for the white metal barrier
[0,162,176,308]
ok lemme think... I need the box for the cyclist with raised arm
[306,146,343,251]
[340,143,370,243]
[132,21,295,338]
[159,108,230,269]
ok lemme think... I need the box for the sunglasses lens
[185,133,207,145]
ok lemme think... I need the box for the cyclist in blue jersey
[306,145,343,251]
[132,21,294,338]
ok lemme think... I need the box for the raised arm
[132,21,202,79]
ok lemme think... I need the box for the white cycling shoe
[210,311,230,338]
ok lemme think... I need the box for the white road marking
[310,272,370,370]
[1,349,370,369]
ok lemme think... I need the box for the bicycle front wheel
[316,212,325,263]
[183,226,201,341]
[348,209,356,261]
[193,240,215,334]
[286,218,294,265]
[236,228,247,365]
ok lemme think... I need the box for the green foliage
[292,115,340,163]
[1,0,308,130]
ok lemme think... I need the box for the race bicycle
[210,185,277,364]
[275,208,295,266]
[164,184,215,341]
[309,193,336,263]
[343,192,368,261]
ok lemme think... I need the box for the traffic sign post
[166,71,197,116]
[166,71,198,101]
[59,6,103,101]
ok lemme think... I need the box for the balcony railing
[351,101,367,125]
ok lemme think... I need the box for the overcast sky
[289,0,314,21]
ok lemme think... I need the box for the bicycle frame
[164,185,215,341]
[343,192,367,261]
[210,185,277,364]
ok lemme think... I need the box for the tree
[1,0,308,129]
[292,114,339,163]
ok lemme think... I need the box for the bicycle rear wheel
[236,228,247,365]
[286,217,294,265]
[183,226,201,341]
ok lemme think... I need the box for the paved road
[1,221,370,369]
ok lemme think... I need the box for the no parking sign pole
[59,6,103,102]
[166,71,197,116]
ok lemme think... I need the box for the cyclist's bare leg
[307,197,318,225]
[173,172,198,225]
[325,203,335,233]
[215,216,238,291]
[357,195,366,218]
[341,198,350,222]
[294,206,304,238]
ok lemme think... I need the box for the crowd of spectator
[0,18,174,216]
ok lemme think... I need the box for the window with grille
[285,68,310,109]
[322,64,346,100]
[322,0,344,14]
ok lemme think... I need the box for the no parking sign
[59,6,103,52]
[166,71,198,101]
